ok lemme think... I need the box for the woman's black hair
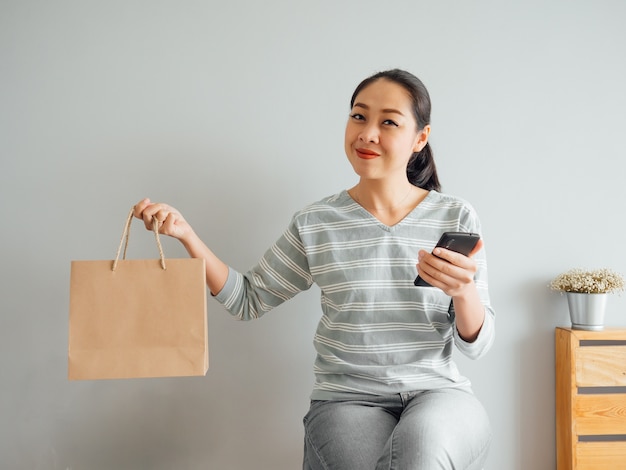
[350,69,441,192]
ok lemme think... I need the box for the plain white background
[2,0,625,468]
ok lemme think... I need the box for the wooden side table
[555,327,626,469]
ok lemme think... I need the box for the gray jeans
[302,388,491,470]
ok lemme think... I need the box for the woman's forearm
[452,285,485,343]
[180,231,229,296]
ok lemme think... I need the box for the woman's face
[345,79,430,182]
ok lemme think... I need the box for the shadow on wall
[518,279,564,470]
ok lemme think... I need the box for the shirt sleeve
[453,305,495,359]
[450,201,496,359]
[213,216,313,320]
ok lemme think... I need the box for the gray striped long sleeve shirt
[215,190,495,400]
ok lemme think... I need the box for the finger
[418,261,450,289]
[141,203,168,231]
[419,250,475,288]
[133,199,163,231]
[432,247,473,267]
[153,208,171,224]
[150,204,172,230]
[432,239,483,263]
[133,198,151,219]
[417,251,443,283]
[161,213,178,236]
[421,264,471,292]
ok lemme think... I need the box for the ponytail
[407,142,440,191]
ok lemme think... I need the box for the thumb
[468,239,484,258]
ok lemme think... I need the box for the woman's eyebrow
[353,102,405,116]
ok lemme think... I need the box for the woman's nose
[359,124,379,143]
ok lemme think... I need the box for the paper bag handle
[111,207,167,271]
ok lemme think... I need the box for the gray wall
[2,0,625,468]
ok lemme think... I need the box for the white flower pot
[565,292,607,331]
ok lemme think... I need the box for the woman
[134,69,495,469]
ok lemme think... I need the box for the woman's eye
[383,119,399,127]
[350,113,365,121]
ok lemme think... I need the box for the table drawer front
[575,393,626,435]
[576,441,626,469]
[576,346,626,387]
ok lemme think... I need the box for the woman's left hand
[416,239,484,297]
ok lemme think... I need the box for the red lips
[355,148,381,159]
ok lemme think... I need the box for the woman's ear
[413,125,431,153]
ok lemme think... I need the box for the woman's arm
[416,239,485,342]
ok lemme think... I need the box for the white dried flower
[550,268,625,294]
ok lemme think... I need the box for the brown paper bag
[69,208,208,380]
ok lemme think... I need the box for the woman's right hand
[134,198,229,295]
[133,198,193,242]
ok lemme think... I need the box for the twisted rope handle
[111,207,167,271]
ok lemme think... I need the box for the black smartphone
[414,231,481,287]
